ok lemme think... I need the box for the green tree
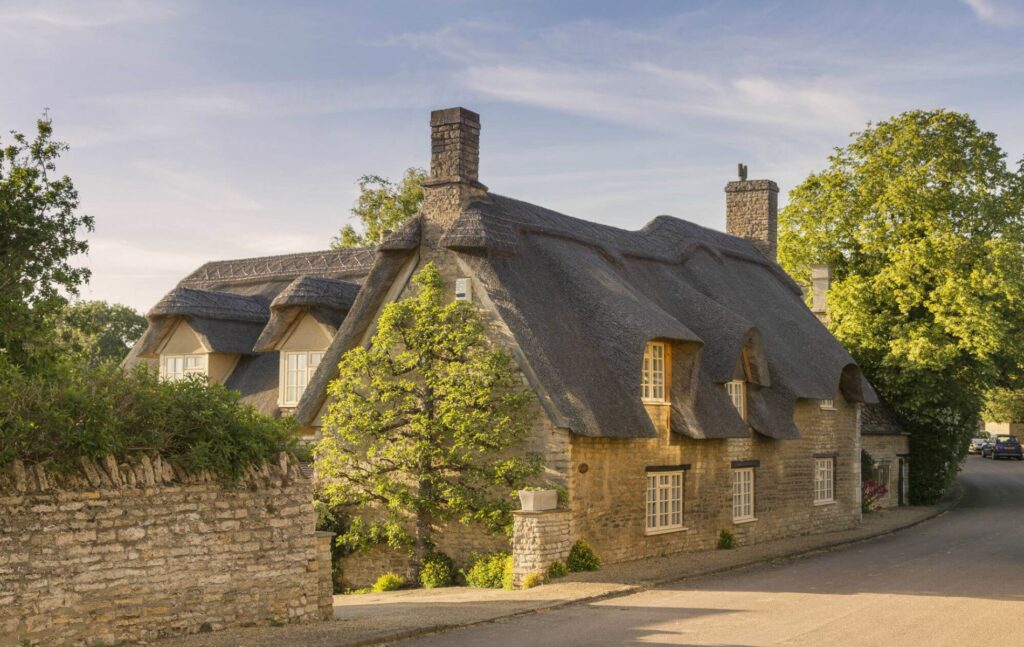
[315,263,541,568]
[779,109,1024,503]
[55,300,147,365]
[332,167,426,248]
[983,388,1024,424]
[0,116,93,369]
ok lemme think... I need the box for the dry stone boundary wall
[0,452,331,647]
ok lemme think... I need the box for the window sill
[814,499,836,507]
[642,400,671,406]
[645,526,687,536]
[819,407,836,411]
[733,517,757,525]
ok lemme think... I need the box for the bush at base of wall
[0,358,296,481]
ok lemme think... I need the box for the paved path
[399,457,1024,647]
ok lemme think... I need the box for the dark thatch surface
[125,249,375,416]
[295,194,875,441]
[861,401,907,436]
[252,276,362,352]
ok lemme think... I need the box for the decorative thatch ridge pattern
[181,249,376,287]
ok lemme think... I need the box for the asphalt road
[398,456,1024,647]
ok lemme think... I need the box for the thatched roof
[295,193,875,440]
[124,248,375,417]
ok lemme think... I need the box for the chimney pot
[725,172,778,261]
[810,264,832,320]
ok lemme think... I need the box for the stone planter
[518,489,558,512]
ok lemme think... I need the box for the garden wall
[0,453,331,647]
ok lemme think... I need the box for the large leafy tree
[55,300,147,365]
[332,167,425,248]
[982,388,1024,424]
[315,263,542,566]
[0,117,93,369]
[779,109,1024,503]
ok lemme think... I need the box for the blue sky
[2,0,1023,311]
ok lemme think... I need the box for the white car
[968,436,989,454]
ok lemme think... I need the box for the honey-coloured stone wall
[0,453,326,647]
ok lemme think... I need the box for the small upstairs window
[726,380,746,420]
[642,342,667,403]
[161,354,206,381]
[283,351,324,406]
[820,399,836,410]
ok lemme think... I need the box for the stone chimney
[421,107,488,245]
[725,166,778,261]
[810,263,831,323]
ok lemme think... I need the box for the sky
[2,0,1023,312]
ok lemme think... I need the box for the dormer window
[283,351,324,406]
[161,354,206,381]
[726,380,747,421]
[642,342,667,402]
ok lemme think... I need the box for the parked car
[981,435,1023,460]
[968,435,989,454]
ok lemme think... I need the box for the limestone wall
[569,398,862,564]
[511,510,571,586]
[0,453,327,647]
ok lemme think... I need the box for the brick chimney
[810,264,831,323]
[421,107,488,245]
[725,165,778,261]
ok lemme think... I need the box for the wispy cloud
[961,0,1024,26]
[464,63,877,134]
[0,0,177,29]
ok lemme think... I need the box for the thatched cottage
[126,107,908,578]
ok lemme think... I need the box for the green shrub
[521,572,543,589]
[545,559,568,580]
[716,529,735,550]
[0,358,296,481]
[371,572,404,592]
[419,551,457,589]
[465,552,510,589]
[502,554,515,590]
[566,540,600,572]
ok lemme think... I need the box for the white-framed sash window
[642,342,667,402]
[160,354,206,381]
[814,457,835,504]
[726,380,746,420]
[732,467,755,522]
[282,351,324,406]
[646,470,684,533]
[820,399,836,410]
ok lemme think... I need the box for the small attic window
[820,399,836,410]
[642,342,667,403]
[161,354,206,381]
[726,380,747,421]
[282,351,324,406]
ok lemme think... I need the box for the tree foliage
[55,300,147,365]
[983,388,1024,423]
[0,357,297,480]
[0,117,93,369]
[315,263,542,564]
[332,167,425,248]
[779,109,1024,503]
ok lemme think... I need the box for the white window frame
[642,342,667,403]
[814,457,835,505]
[281,350,325,407]
[732,467,756,523]
[820,399,836,410]
[160,354,207,381]
[726,380,747,421]
[645,470,684,534]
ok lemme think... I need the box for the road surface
[399,456,1024,646]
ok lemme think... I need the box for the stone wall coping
[513,508,571,517]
